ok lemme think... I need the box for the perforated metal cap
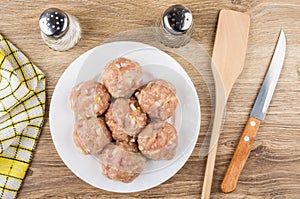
[39,8,69,38]
[162,5,193,35]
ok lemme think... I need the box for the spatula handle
[201,145,218,199]
[201,9,250,198]
[221,116,261,193]
[201,86,226,199]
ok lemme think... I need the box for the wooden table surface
[1,0,299,198]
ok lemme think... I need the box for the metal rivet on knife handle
[243,136,250,142]
[221,117,261,193]
[221,30,286,193]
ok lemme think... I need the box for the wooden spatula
[201,10,250,199]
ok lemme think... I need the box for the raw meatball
[73,117,112,155]
[135,79,178,120]
[98,143,146,183]
[105,98,147,142]
[138,121,178,160]
[102,57,143,98]
[70,80,110,118]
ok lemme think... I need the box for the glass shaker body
[39,8,81,51]
[156,5,194,48]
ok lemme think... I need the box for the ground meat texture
[73,117,112,155]
[116,141,139,153]
[105,98,147,142]
[70,80,110,118]
[102,57,143,98]
[138,121,178,160]
[98,143,146,183]
[135,79,178,120]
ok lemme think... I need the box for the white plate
[49,41,200,193]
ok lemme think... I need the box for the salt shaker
[156,5,194,48]
[39,8,81,51]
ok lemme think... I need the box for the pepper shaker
[39,8,81,51]
[156,5,194,48]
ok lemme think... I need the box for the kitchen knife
[221,30,286,193]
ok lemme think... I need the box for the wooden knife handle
[221,116,261,193]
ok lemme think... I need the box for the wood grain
[221,116,261,193]
[0,0,299,198]
[202,10,250,199]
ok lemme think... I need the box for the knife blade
[220,30,286,193]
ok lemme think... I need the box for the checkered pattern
[0,35,45,199]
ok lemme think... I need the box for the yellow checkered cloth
[0,35,45,199]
